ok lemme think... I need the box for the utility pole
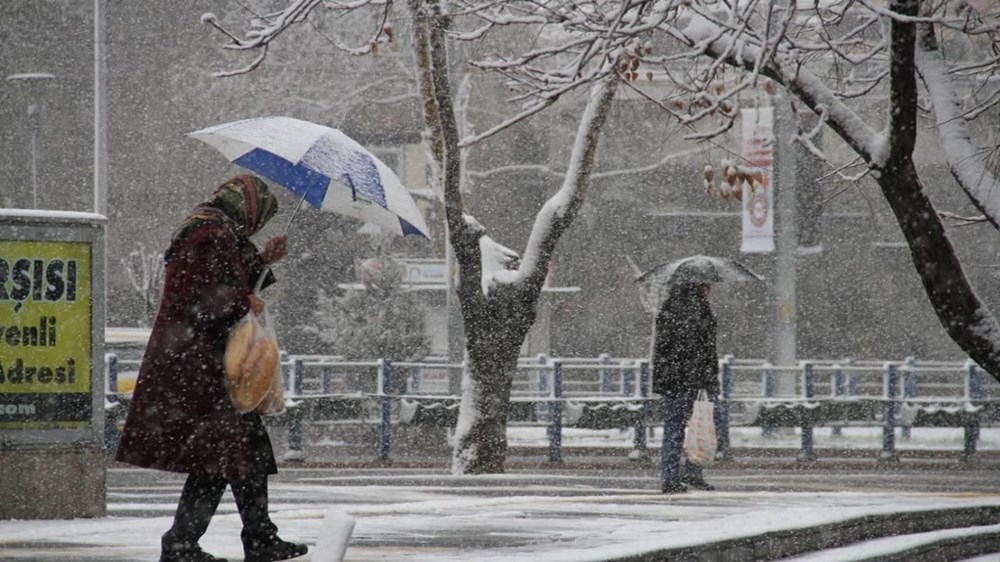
[94,0,108,216]
[772,97,799,396]
[28,104,40,209]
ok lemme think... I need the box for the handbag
[683,390,717,465]
[223,274,285,414]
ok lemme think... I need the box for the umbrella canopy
[189,116,430,238]
[637,255,765,286]
[635,254,765,311]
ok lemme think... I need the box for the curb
[871,528,1000,561]
[612,505,1000,561]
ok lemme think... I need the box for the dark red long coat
[116,222,276,481]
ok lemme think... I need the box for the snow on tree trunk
[403,0,623,472]
[869,2,1000,378]
[452,294,535,474]
[443,76,617,473]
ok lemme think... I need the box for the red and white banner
[740,106,775,253]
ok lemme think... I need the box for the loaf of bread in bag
[236,336,280,411]
[225,318,254,383]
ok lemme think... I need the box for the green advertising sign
[0,240,92,429]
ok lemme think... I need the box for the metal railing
[104,352,998,463]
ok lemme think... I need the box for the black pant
[164,419,277,549]
[164,470,278,547]
[660,390,715,486]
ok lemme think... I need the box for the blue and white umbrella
[189,116,430,238]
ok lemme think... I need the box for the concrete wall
[0,445,106,519]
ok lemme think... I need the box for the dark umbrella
[633,254,766,357]
[638,254,764,284]
[633,254,765,312]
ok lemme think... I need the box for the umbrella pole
[281,186,311,236]
[281,176,316,236]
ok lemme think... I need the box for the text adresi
[0,241,92,429]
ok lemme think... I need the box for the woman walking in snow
[116,175,306,562]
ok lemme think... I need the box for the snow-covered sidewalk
[1,467,999,561]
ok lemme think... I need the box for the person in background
[116,175,307,562]
[651,282,720,494]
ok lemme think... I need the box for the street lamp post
[27,103,41,209]
[6,72,56,209]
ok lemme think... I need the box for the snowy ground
[2,428,999,561]
[2,468,1000,562]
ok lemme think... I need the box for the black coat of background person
[651,283,720,397]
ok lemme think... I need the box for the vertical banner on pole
[740,106,775,253]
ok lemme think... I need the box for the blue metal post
[280,350,290,391]
[292,357,304,395]
[761,365,775,437]
[287,358,304,455]
[845,358,858,397]
[599,353,612,393]
[536,354,550,422]
[409,367,421,394]
[377,360,393,462]
[901,357,916,440]
[880,364,899,461]
[633,360,649,454]
[321,367,332,394]
[800,363,816,461]
[716,355,733,461]
[964,361,982,461]
[831,364,844,437]
[622,364,634,396]
[547,361,563,463]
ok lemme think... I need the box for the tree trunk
[447,81,618,473]
[453,290,537,474]
[871,1,1000,379]
[876,159,1000,375]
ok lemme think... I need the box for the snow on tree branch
[479,236,519,296]
[495,77,618,289]
[939,210,989,226]
[203,0,390,77]
[916,20,1000,231]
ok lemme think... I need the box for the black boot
[162,474,229,562]
[680,472,715,490]
[160,534,228,562]
[232,472,308,561]
[680,460,715,491]
[242,529,309,562]
[661,481,688,494]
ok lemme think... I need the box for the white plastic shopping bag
[683,390,717,465]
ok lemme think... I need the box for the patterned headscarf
[166,175,278,261]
